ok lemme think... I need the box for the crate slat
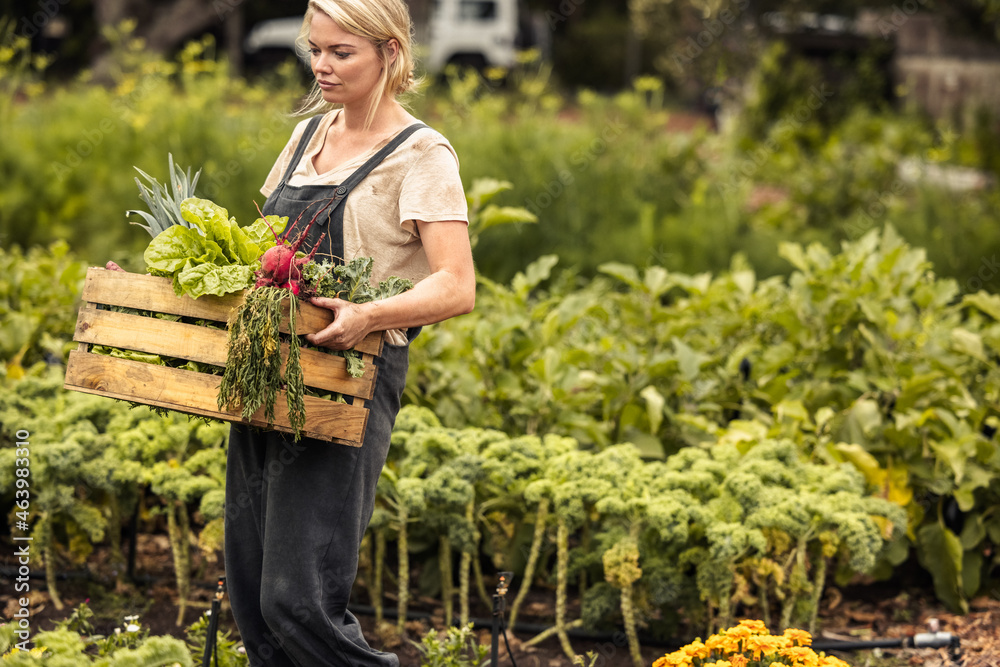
[64,351,368,446]
[80,268,384,356]
[73,308,376,399]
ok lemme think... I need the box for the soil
[2,535,998,666]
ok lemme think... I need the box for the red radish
[253,200,331,294]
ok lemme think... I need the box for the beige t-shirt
[261,109,469,345]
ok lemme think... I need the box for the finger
[309,296,342,310]
[305,324,347,350]
[307,333,348,350]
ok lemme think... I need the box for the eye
[335,51,351,59]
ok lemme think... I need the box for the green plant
[407,225,1000,614]
[0,242,87,379]
[127,154,203,237]
[412,624,489,667]
[184,614,249,667]
[0,603,193,665]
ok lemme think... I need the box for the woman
[223,1,475,665]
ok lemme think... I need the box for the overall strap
[329,122,429,206]
[280,115,326,183]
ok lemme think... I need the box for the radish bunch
[253,201,330,296]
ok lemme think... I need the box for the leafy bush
[412,624,488,667]
[0,23,301,271]
[0,364,229,622]
[0,601,247,665]
[407,226,1000,613]
[380,407,902,662]
[0,242,87,379]
[4,25,1000,293]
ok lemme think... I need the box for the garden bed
[2,546,998,667]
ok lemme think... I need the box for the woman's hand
[305,219,474,350]
[305,297,372,350]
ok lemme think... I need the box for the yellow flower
[705,633,740,654]
[745,634,783,660]
[682,639,710,660]
[780,646,820,667]
[736,619,769,635]
[654,622,853,667]
[819,657,852,667]
[653,650,691,667]
[782,628,813,647]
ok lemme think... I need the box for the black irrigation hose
[813,633,962,664]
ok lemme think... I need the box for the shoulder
[402,124,460,166]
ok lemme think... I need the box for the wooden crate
[64,267,383,446]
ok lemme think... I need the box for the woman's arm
[305,219,475,350]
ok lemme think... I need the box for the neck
[339,95,405,135]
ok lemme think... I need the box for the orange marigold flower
[737,619,769,635]
[653,650,690,667]
[683,638,710,660]
[745,634,784,660]
[705,634,739,654]
[818,656,852,667]
[780,646,820,667]
[728,655,749,667]
[782,628,813,647]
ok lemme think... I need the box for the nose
[313,52,333,74]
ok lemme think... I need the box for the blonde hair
[295,0,418,129]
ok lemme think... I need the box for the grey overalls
[225,116,427,667]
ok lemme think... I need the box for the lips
[317,80,339,89]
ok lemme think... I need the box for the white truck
[243,0,544,73]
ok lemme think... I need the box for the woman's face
[307,11,395,110]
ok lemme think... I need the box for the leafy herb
[306,257,414,303]
[127,153,203,237]
[217,286,304,436]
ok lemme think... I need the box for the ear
[384,38,399,66]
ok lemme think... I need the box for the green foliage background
[1,17,999,660]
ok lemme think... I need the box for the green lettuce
[175,262,258,299]
[143,197,288,298]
